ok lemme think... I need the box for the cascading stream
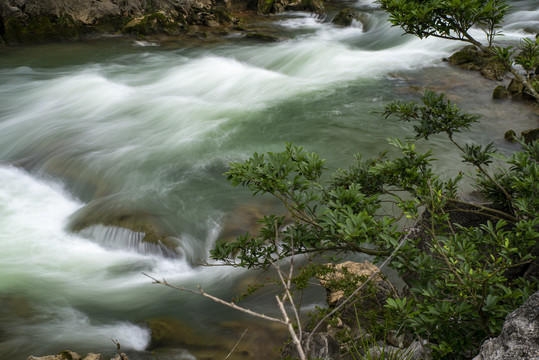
[0,1,538,358]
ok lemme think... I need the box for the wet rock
[245,31,280,42]
[257,0,323,14]
[448,46,509,81]
[504,129,517,142]
[332,8,366,28]
[280,332,341,360]
[493,85,510,99]
[521,128,539,144]
[507,78,525,100]
[68,200,179,257]
[473,291,539,360]
[0,0,239,43]
[124,12,185,36]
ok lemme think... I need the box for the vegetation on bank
[210,89,538,359]
[206,1,539,359]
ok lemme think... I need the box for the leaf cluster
[214,91,538,358]
[376,0,510,47]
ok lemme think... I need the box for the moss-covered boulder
[521,128,539,144]
[448,46,510,81]
[504,129,517,142]
[493,85,510,99]
[3,14,83,43]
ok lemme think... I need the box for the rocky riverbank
[0,0,327,44]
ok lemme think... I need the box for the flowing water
[1,1,538,359]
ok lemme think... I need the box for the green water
[0,3,538,359]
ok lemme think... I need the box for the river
[0,1,538,359]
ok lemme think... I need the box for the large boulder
[473,291,539,360]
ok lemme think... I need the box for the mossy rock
[448,46,509,81]
[257,0,275,14]
[507,78,525,98]
[3,14,81,43]
[521,128,539,144]
[481,57,510,81]
[301,0,324,12]
[493,85,510,100]
[332,8,362,27]
[124,12,185,36]
[504,129,517,142]
[245,32,280,42]
[448,46,483,67]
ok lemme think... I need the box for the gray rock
[473,291,539,360]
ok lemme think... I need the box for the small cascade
[77,224,180,258]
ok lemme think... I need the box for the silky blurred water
[0,1,538,358]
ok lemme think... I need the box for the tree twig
[224,328,248,360]
[141,272,287,326]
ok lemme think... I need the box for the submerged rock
[473,291,539,360]
[146,317,288,359]
[68,200,179,257]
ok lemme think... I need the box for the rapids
[0,1,538,358]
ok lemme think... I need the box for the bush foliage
[212,91,538,358]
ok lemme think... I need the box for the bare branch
[224,328,248,360]
[276,295,306,360]
[142,272,287,326]
[308,218,418,337]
